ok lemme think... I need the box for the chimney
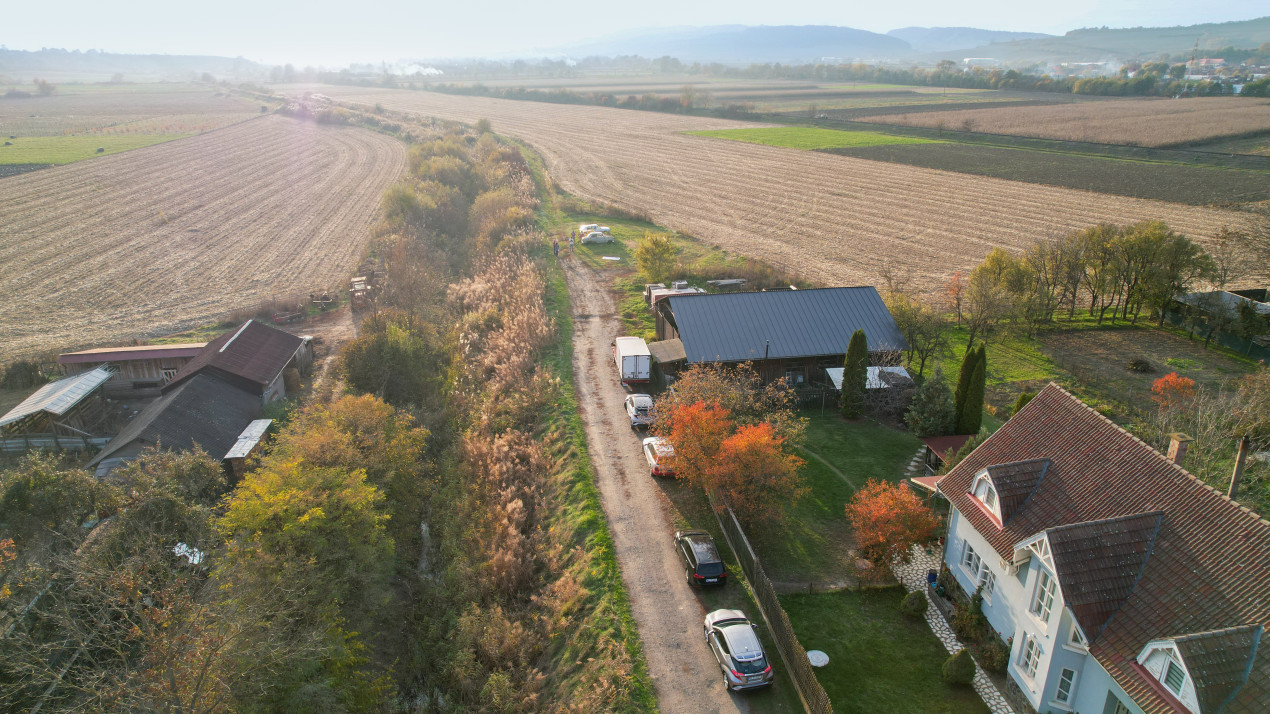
[1166,433,1193,466]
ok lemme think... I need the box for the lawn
[0,134,190,164]
[781,589,989,714]
[686,126,938,150]
[744,414,921,583]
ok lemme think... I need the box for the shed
[920,434,974,476]
[164,320,311,403]
[0,367,113,450]
[655,287,907,384]
[58,343,206,397]
[223,418,273,482]
[88,373,262,477]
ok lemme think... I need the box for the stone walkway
[904,446,925,478]
[893,548,1016,714]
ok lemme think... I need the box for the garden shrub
[900,591,928,619]
[975,636,1011,674]
[942,649,976,685]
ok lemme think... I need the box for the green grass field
[0,134,189,164]
[687,126,938,150]
[782,589,989,714]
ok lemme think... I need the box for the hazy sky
[4,0,1265,66]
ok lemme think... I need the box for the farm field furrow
[295,87,1257,291]
[0,115,406,360]
[860,96,1270,147]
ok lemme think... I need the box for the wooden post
[1229,436,1251,500]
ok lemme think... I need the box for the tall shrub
[906,366,956,437]
[952,345,976,420]
[841,329,869,419]
[957,347,986,435]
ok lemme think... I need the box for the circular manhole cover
[807,650,829,667]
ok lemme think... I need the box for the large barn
[58,343,206,398]
[651,286,907,385]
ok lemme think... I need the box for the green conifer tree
[841,329,869,419]
[905,366,956,437]
[957,346,986,435]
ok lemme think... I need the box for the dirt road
[563,257,749,713]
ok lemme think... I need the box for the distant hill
[568,25,912,64]
[887,27,1053,53]
[0,48,270,83]
[924,15,1270,63]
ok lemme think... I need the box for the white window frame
[980,568,997,601]
[1030,569,1057,624]
[971,471,1001,519]
[1017,635,1042,680]
[1064,622,1089,653]
[1164,657,1187,694]
[1052,667,1078,707]
[960,541,983,580]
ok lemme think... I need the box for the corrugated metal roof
[825,365,912,390]
[665,287,907,364]
[58,343,206,364]
[0,367,112,427]
[88,373,262,467]
[224,419,273,459]
[164,320,304,395]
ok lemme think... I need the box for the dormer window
[971,471,1000,519]
[1164,657,1187,694]
[1067,622,1088,651]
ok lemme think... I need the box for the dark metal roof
[664,287,907,364]
[88,373,261,467]
[164,320,304,395]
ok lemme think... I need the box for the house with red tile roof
[937,384,1268,714]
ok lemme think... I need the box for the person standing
[568,235,575,253]
[552,238,560,258]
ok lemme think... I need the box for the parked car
[704,610,774,691]
[642,436,675,477]
[580,231,614,244]
[579,223,611,234]
[625,393,654,428]
[674,530,727,586]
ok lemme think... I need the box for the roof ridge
[1173,623,1264,642]
[1045,383,1270,528]
[1045,509,1164,535]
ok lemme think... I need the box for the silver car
[704,609,775,691]
[624,393,654,428]
[580,231,614,244]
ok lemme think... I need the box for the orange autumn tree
[1152,372,1197,411]
[666,401,807,523]
[845,479,940,566]
[666,401,733,487]
[710,423,806,523]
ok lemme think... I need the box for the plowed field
[293,86,1253,291]
[0,115,405,360]
[860,96,1270,147]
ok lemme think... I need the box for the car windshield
[733,655,768,675]
[697,562,724,577]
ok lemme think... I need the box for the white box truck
[613,337,652,385]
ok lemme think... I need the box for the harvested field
[860,96,1270,147]
[292,85,1256,292]
[0,115,406,360]
[0,84,260,138]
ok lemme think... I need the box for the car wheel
[685,568,694,586]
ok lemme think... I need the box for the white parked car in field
[624,394,654,428]
[580,231,614,244]
[579,223,611,235]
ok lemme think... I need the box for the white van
[613,337,652,385]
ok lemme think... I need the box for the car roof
[643,437,674,454]
[628,394,653,406]
[682,533,722,564]
[720,621,764,660]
